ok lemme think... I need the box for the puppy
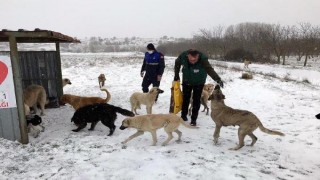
[208,85,284,150]
[26,115,44,138]
[71,103,134,136]
[60,88,111,110]
[130,87,164,115]
[316,113,320,119]
[244,59,251,69]
[62,78,72,87]
[188,83,215,116]
[98,74,106,88]
[120,114,198,146]
[23,84,47,116]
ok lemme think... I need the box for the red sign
[0,61,8,85]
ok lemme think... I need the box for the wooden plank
[9,35,28,144]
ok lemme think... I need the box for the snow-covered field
[1,52,320,180]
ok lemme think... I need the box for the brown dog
[130,87,164,115]
[23,84,47,116]
[60,88,111,110]
[208,85,284,150]
[62,78,72,87]
[120,114,198,146]
[98,74,106,88]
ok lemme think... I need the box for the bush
[224,48,254,62]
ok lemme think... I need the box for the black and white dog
[71,103,135,136]
[26,115,44,138]
[316,113,320,119]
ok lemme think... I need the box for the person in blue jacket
[140,43,165,101]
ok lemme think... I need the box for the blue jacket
[141,51,165,79]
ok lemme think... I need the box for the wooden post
[8,35,28,144]
[55,42,63,98]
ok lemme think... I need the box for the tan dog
[208,85,284,150]
[23,85,47,116]
[130,87,164,115]
[188,83,215,116]
[120,114,198,146]
[62,78,72,87]
[60,88,111,110]
[98,74,106,88]
[244,59,251,69]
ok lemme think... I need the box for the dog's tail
[101,88,111,103]
[179,118,199,129]
[110,105,135,117]
[258,121,285,136]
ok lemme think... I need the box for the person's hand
[157,75,162,81]
[217,79,224,88]
[140,71,144,77]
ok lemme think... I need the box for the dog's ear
[208,94,214,100]
[214,85,220,90]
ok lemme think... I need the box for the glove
[173,76,180,81]
[140,71,144,77]
[217,79,224,88]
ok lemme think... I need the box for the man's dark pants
[142,76,160,92]
[181,83,204,123]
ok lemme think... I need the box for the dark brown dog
[98,74,106,88]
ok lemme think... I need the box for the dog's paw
[88,128,94,131]
[72,129,78,132]
[213,139,219,145]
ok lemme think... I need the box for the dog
[71,103,134,136]
[244,59,251,69]
[120,113,198,146]
[26,114,44,138]
[188,83,215,116]
[98,74,106,88]
[208,85,285,150]
[62,78,72,87]
[23,84,47,116]
[130,87,164,115]
[60,88,111,110]
[316,113,320,119]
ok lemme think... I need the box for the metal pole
[9,35,28,144]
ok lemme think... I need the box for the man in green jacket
[174,49,223,126]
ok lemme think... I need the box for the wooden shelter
[0,29,80,144]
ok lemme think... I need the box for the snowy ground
[1,52,320,180]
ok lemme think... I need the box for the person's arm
[201,58,221,82]
[141,55,146,73]
[174,56,182,81]
[157,53,165,76]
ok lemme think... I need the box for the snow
[1,52,320,180]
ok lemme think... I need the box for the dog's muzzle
[119,125,127,130]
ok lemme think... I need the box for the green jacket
[174,51,221,85]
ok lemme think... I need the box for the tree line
[157,22,320,66]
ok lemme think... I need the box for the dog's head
[208,85,225,101]
[203,83,215,93]
[59,94,71,105]
[63,78,72,85]
[119,118,131,130]
[149,87,164,95]
[27,115,42,126]
[98,74,106,80]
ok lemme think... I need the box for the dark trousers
[181,83,204,122]
[142,77,160,92]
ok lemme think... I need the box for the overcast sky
[1,0,319,39]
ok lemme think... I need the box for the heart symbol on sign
[0,61,9,85]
